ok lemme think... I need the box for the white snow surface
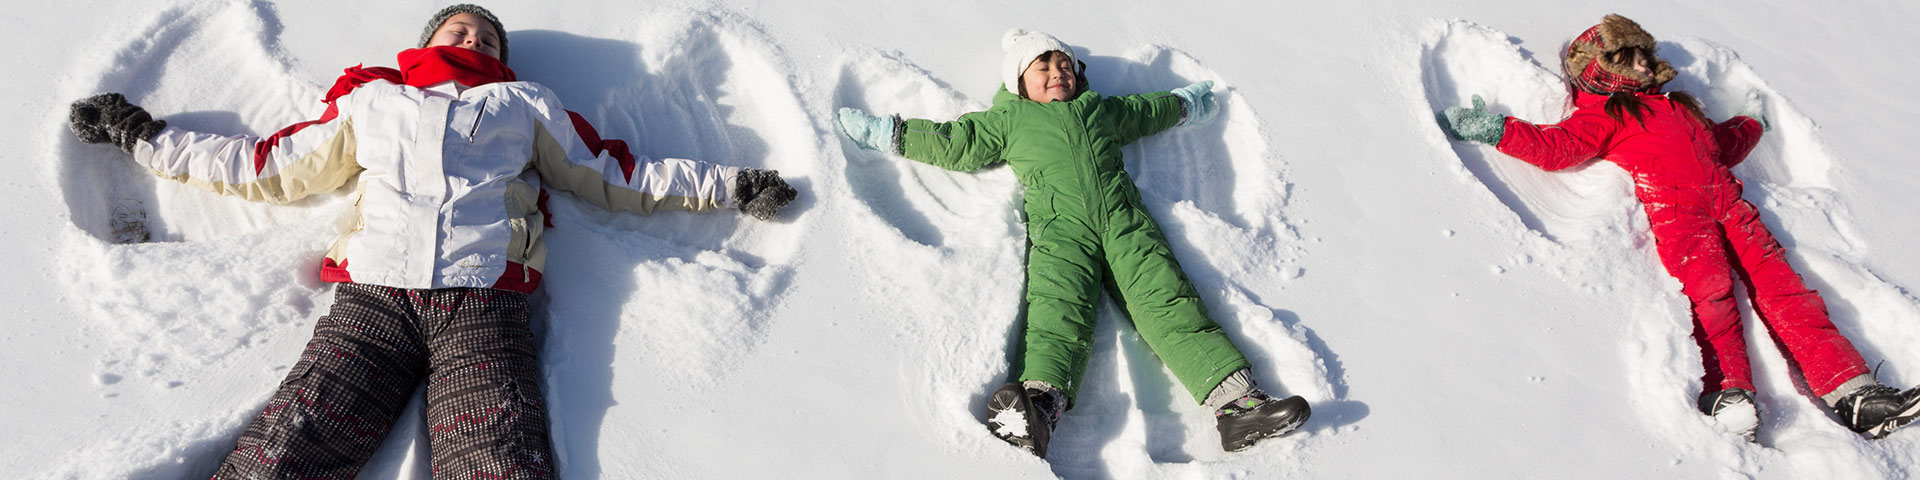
[5,1,1920,478]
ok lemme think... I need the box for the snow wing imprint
[1418,19,1640,243]
[828,42,1329,471]
[1092,46,1288,234]
[1655,38,1831,190]
[525,9,810,384]
[833,52,1025,249]
[54,1,339,380]
[1418,19,1920,471]
[47,5,820,478]
[518,12,815,476]
[58,1,340,246]
[1091,47,1334,408]
[1650,40,1920,385]
[43,3,356,477]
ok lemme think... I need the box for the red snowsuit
[1496,90,1870,397]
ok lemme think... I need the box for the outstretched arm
[526,87,793,219]
[1712,116,1764,168]
[1494,108,1618,172]
[1438,94,1613,172]
[1104,88,1187,147]
[898,110,1013,172]
[72,93,362,205]
[838,105,1010,173]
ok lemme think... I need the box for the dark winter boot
[1697,388,1759,442]
[1833,384,1920,439]
[985,382,1063,458]
[1215,390,1310,452]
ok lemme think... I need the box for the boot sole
[985,384,1049,457]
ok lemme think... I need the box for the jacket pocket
[503,182,544,267]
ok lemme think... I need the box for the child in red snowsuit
[1438,14,1919,439]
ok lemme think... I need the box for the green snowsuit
[898,81,1252,405]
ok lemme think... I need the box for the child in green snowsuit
[835,29,1309,457]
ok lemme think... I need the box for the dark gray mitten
[70,93,167,154]
[734,168,797,221]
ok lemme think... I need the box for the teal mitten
[1438,95,1507,145]
[835,107,899,152]
[1171,80,1219,127]
[1738,90,1771,132]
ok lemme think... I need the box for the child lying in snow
[1437,14,1919,440]
[67,4,796,477]
[835,29,1310,456]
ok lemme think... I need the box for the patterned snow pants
[213,284,556,479]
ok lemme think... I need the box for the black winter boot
[1697,388,1759,442]
[1833,384,1920,439]
[1215,390,1310,452]
[985,382,1063,458]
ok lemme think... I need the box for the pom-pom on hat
[418,4,509,63]
[1002,29,1075,93]
[1562,14,1676,94]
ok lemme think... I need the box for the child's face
[425,13,502,60]
[1606,47,1652,75]
[1020,51,1077,103]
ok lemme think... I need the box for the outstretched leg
[1019,204,1106,404]
[1100,202,1251,405]
[420,288,555,478]
[1646,198,1753,393]
[214,284,430,479]
[1718,195,1869,397]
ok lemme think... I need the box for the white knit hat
[1002,29,1075,93]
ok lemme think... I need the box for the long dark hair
[1570,84,1711,128]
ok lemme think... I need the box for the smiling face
[425,12,502,60]
[1019,51,1077,103]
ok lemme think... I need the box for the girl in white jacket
[67,5,795,478]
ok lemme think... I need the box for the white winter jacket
[134,76,741,293]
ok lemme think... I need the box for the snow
[4,0,1919,478]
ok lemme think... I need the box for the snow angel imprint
[65,4,797,478]
[1435,14,1920,441]
[834,29,1311,457]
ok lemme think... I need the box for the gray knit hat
[418,4,508,62]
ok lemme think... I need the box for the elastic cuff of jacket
[1482,116,1510,146]
[889,114,905,155]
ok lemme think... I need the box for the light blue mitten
[1738,89,1771,132]
[836,107,899,152]
[1171,80,1219,127]
[1438,95,1507,145]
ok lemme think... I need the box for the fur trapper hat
[1002,29,1076,93]
[1562,14,1676,93]
[418,4,508,62]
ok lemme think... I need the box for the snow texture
[5,1,1920,479]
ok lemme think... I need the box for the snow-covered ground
[5,1,1919,478]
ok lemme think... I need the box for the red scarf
[324,46,516,103]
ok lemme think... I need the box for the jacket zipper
[1064,101,1102,232]
[466,98,489,142]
